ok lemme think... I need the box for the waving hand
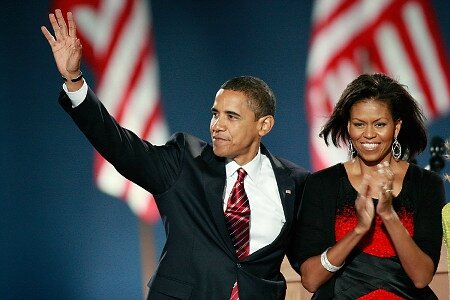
[41,9,83,86]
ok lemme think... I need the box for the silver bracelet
[320,247,344,272]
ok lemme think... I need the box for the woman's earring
[348,139,356,159]
[392,137,402,160]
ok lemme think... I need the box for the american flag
[306,0,450,171]
[53,0,169,223]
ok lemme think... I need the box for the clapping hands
[355,161,396,232]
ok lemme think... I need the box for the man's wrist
[63,79,88,107]
[62,71,83,82]
[61,70,85,92]
[65,79,85,92]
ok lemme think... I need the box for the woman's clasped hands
[355,161,397,233]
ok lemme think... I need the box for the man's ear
[258,116,275,137]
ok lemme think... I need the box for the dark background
[2,1,448,298]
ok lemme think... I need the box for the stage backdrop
[1,1,448,298]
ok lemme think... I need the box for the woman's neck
[348,156,397,176]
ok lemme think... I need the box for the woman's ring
[385,189,393,193]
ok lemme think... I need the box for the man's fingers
[55,9,68,37]
[44,9,78,49]
[67,12,77,37]
[40,26,56,46]
[48,13,63,41]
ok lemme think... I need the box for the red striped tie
[225,168,250,300]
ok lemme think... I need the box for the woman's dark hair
[320,73,427,160]
[221,76,276,119]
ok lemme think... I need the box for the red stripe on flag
[115,37,152,123]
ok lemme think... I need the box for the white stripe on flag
[403,2,450,114]
[375,23,431,118]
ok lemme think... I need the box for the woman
[293,73,446,299]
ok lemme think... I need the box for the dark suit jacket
[59,88,309,300]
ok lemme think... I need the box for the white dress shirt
[224,152,285,254]
[63,81,88,107]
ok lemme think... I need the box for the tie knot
[237,168,247,182]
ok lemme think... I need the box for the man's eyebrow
[210,108,241,117]
[225,110,241,117]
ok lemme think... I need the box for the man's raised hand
[41,9,83,85]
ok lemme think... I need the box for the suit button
[237,263,241,268]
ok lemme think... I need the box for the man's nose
[211,116,225,131]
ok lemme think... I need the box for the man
[41,9,308,300]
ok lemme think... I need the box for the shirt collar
[225,149,262,181]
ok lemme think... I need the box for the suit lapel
[262,145,295,228]
[199,144,296,260]
[245,146,296,259]
[200,147,237,257]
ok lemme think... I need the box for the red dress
[335,201,414,300]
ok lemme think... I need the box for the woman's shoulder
[407,163,444,184]
[309,163,346,181]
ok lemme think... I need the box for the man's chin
[212,147,227,158]
[212,148,222,157]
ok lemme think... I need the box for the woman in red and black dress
[293,74,446,299]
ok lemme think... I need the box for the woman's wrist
[378,208,398,221]
[320,247,345,272]
[353,224,370,235]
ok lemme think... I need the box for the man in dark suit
[42,9,309,300]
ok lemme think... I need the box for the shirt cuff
[62,80,89,108]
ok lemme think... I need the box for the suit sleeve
[59,88,182,195]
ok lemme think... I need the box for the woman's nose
[364,126,376,138]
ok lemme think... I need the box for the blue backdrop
[2,1,448,299]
